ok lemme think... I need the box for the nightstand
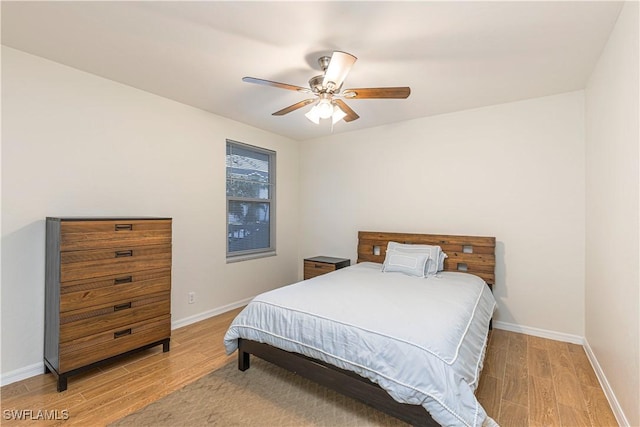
[304,256,351,280]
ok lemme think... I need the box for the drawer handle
[114,276,133,285]
[314,264,324,268]
[115,250,133,258]
[115,224,133,231]
[114,328,132,339]
[114,302,132,311]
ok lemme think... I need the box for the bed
[224,231,497,427]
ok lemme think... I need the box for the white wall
[1,47,300,378]
[585,2,639,425]
[300,91,586,338]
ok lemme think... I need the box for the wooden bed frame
[237,231,496,426]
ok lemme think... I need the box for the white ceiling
[1,1,623,141]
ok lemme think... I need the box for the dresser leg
[162,339,170,352]
[57,375,68,392]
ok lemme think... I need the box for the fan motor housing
[308,75,324,93]
[309,75,341,94]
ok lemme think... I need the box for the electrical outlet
[188,292,195,304]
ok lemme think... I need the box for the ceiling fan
[242,51,411,125]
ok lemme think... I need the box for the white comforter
[224,262,497,427]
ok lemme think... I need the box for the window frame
[226,139,276,262]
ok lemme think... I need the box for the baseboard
[583,339,629,427]
[492,320,584,345]
[0,361,45,387]
[1,298,252,387]
[171,296,252,330]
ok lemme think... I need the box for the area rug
[110,358,409,426]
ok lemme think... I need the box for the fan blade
[243,77,311,93]
[342,87,411,99]
[334,99,359,122]
[322,52,357,91]
[272,99,317,116]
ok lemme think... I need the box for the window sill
[226,251,276,263]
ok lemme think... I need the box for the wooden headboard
[357,231,496,286]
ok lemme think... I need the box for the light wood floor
[1,308,618,426]
[477,328,618,426]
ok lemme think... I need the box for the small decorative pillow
[385,242,444,276]
[381,251,429,278]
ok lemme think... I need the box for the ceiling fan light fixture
[306,101,347,125]
[305,107,320,124]
[316,98,334,119]
[331,104,347,124]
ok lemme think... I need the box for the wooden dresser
[44,217,172,391]
[303,256,351,280]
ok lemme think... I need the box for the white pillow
[381,251,429,278]
[438,251,448,272]
[385,242,444,276]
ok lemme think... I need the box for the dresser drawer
[60,292,170,343]
[60,244,172,282]
[60,268,171,312]
[60,219,172,251]
[59,314,171,372]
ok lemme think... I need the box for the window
[226,140,275,260]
